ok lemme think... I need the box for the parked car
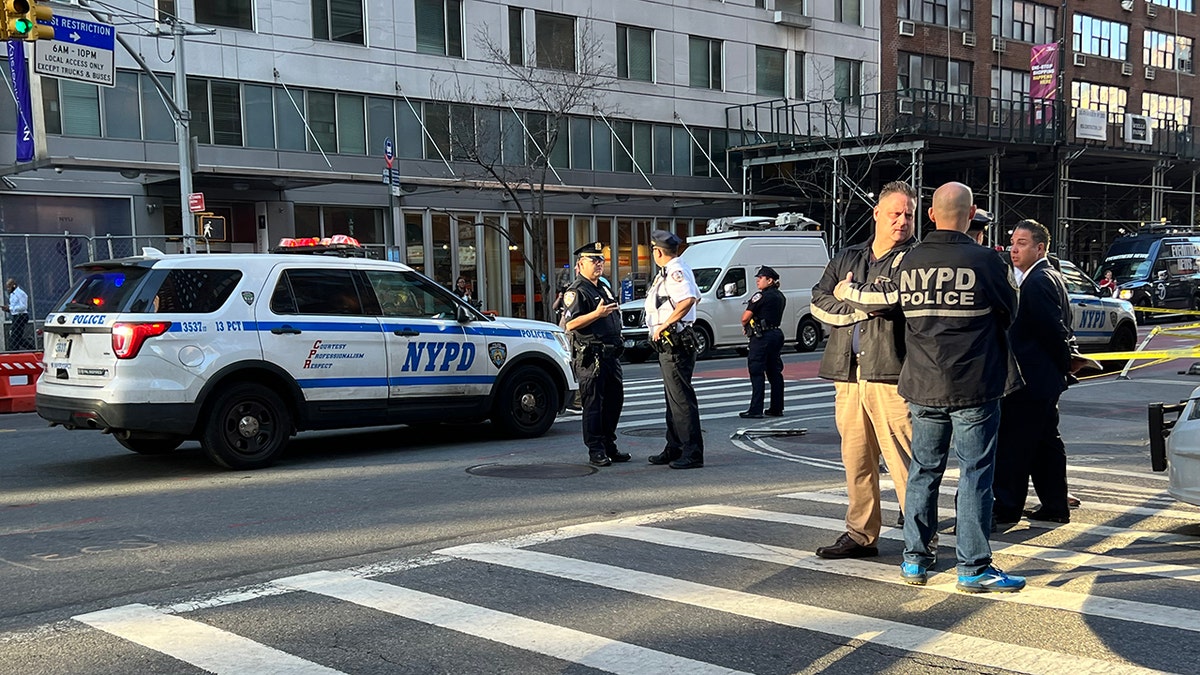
[1149,385,1200,507]
[1058,260,1139,353]
[1097,231,1200,321]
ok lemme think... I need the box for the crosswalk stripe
[273,570,750,675]
[1067,465,1169,482]
[596,523,1200,635]
[441,543,1171,675]
[73,603,344,675]
[689,505,1200,583]
[616,400,835,429]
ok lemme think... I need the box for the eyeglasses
[580,257,604,265]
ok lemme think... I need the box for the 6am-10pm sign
[33,16,115,87]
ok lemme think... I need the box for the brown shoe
[815,532,879,559]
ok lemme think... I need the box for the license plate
[54,338,72,358]
[623,339,636,348]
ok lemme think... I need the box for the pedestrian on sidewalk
[740,265,786,419]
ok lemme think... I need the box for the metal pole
[174,20,195,254]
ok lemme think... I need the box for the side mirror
[1157,270,1169,282]
[456,304,473,323]
[723,282,738,297]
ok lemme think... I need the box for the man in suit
[993,219,1074,524]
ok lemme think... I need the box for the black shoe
[668,457,704,469]
[1023,508,1070,523]
[739,411,764,419]
[993,510,1021,525]
[764,409,784,417]
[648,450,680,465]
[896,513,905,528]
[816,532,879,559]
[589,454,612,467]
[607,451,632,463]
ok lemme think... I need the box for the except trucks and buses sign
[33,15,115,88]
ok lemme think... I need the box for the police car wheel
[1109,323,1137,353]
[201,383,292,470]
[491,367,559,438]
[795,318,821,352]
[114,434,185,455]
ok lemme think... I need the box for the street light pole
[172,18,194,253]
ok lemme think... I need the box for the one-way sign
[33,16,116,88]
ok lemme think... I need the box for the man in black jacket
[993,220,1074,523]
[810,181,917,559]
[838,181,1026,593]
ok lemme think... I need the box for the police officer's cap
[968,208,994,232]
[755,265,780,280]
[574,241,605,259]
[651,230,682,250]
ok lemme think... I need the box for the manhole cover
[622,428,665,437]
[466,462,598,478]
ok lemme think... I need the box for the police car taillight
[112,322,172,359]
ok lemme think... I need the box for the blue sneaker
[956,566,1026,593]
[900,561,928,586]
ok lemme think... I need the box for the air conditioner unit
[1122,61,1134,76]
[992,37,1007,54]
[1073,53,1087,67]
[991,109,1002,126]
[962,31,977,48]
[1146,66,1157,80]
[899,20,915,37]
[1121,0,1134,10]
[1147,3,1158,18]
[1180,59,1193,73]
[898,99,913,114]
[963,107,977,123]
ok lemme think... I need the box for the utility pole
[171,17,194,253]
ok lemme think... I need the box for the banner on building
[7,41,34,163]
[1076,108,1108,141]
[1030,43,1058,126]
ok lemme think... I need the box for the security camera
[54,166,63,174]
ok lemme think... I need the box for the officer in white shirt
[3,277,32,351]
[643,230,704,469]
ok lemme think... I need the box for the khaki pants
[833,376,913,547]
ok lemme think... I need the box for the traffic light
[2,0,54,42]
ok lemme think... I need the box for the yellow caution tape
[1086,347,1200,361]
[1130,305,1200,316]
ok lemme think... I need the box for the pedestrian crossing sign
[198,214,227,241]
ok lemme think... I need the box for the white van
[619,231,830,361]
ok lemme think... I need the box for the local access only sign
[34,16,116,88]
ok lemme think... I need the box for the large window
[313,0,364,44]
[415,0,463,58]
[196,0,253,30]
[617,25,653,82]
[508,7,523,66]
[1143,92,1191,127]
[899,0,972,30]
[795,51,806,100]
[1149,0,1193,10]
[899,53,972,96]
[1144,30,1193,73]
[536,12,575,71]
[1071,81,1128,122]
[992,1,1056,43]
[103,72,141,140]
[991,67,1031,104]
[835,0,861,26]
[756,46,785,97]
[834,58,863,105]
[1073,14,1128,61]
[689,36,722,90]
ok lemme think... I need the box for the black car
[1097,232,1200,321]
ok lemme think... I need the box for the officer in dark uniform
[740,265,787,418]
[562,242,627,467]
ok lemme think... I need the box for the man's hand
[595,302,618,318]
[652,326,665,341]
[833,272,854,302]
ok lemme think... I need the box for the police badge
[242,291,255,305]
[563,290,577,306]
[488,342,508,368]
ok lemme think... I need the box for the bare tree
[442,16,617,320]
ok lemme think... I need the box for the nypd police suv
[36,242,576,469]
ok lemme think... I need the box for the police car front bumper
[36,393,198,435]
[620,329,653,351]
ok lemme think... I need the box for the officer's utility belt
[755,324,780,332]
[572,339,623,362]
[653,322,698,353]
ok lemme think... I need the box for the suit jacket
[1011,259,1073,399]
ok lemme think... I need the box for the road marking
[274,570,750,675]
[441,543,1171,675]
[74,603,344,674]
[597,522,1200,635]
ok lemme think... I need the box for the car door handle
[394,328,421,337]
[271,325,302,335]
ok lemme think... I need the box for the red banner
[1030,43,1058,125]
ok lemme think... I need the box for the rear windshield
[52,268,151,313]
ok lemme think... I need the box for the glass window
[508,7,524,65]
[991,0,1056,43]
[1071,81,1127,123]
[366,270,458,318]
[0,58,15,133]
[141,73,175,142]
[633,122,652,174]
[211,80,243,146]
[397,99,423,158]
[795,51,805,99]
[834,58,862,105]
[104,71,141,140]
[1149,0,1192,10]
[1144,30,1193,73]
[150,269,242,313]
[313,0,364,44]
[415,0,463,58]
[186,77,211,144]
[756,46,785,97]
[536,12,575,71]
[337,93,366,154]
[835,0,861,25]
[367,97,394,159]
[156,0,177,23]
[689,36,722,90]
[672,126,690,177]
[243,84,274,148]
[691,127,710,178]
[898,0,972,29]
[570,116,591,169]
[613,120,633,172]
[477,107,502,164]
[1143,92,1191,127]
[1072,14,1129,61]
[653,124,671,174]
[549,116,569,168]
[592,120,612,171]
[308,90,337,153]
[61,80,101,137]
[275,87,306,151]
[54,268,151,313]
[717,267,747,298]
[899,52,972,96]
[272,269,364,316]
[450,104,475,161]
[196,0,253,30]
[617,25,653,82]
[425,102,450,160]
[39,78,61,135]
[501,108,525,165]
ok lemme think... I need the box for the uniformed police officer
[562,242,628,467]
[740,265,786,418]
[644,230,704,469]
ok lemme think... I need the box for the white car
[36,244,575,469]
[1150,386,1200,507]
[1058,260,1139,353]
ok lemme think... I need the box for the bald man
[837,182,1026,593]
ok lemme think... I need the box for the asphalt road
[2,341,1199,674]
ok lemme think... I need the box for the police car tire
[115,434,185,455]
[201,382,292,470]
[491,367,559,438]
[1109,323,1137,353]
[795,317,821,353]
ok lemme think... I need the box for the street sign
[33,16,116,88]
[188,192,205,213]
[198,214,226,241]
[384,137,394,168]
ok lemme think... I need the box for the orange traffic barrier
[0,351,42,414]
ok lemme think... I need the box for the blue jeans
[903,400,1001,577]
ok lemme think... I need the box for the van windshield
[1100,255,1150,284]
[693,268,721,293]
